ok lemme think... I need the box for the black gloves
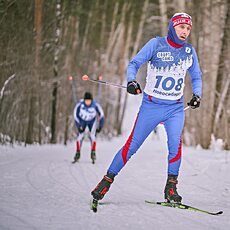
[78,126,84,133]
[127,80,142,95]
[96,127,101,133]
[187,94,201,109]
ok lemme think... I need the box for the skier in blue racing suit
[73,92,104,163]
[91,13,202,203]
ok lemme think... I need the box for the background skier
[73,92,104,164]
[91,13,202,204]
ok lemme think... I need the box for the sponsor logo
[152,89,181,97]
[157,52,174,61]
[173,18,192,27]
[185,47,191,53]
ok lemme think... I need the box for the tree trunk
[196,0,224,148]
[133,0,149,55]
[26,0,43,144]
[117,9,134,134]
[159,0,168,36]
[214,0,230,148]
[175,0,185,11]
[50,0,62,143]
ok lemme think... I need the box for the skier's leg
[89,120,97,162]
[164,107,184,176]
[163,105,184,202]
[74,131,85,161]
[107,113,154,175]
[107,98,163,175]
[91,110,156,200]
[91,94,163,200]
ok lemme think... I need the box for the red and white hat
[172,12,192,28]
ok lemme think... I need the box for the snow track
[0,95,229,229]
[0,139,229,230]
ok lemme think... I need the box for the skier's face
[84,99,92,106]
[174,24,191,41]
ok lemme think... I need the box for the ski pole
[184,106,190,111]
[82,75,127,89]
[68,75,77,103]
[82,75,192,112]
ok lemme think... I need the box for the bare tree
[214,0,230,148]
[50,0,62,143]
[26,0,43,144]
[0,0,229,149]
[159,0,168,36]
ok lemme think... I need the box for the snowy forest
[0,0,229,150]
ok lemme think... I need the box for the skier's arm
[127,38,157,82]
[95,103,104,129]
[188,47,202,97]
[73,102,82,129]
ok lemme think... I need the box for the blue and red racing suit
[108,36,202,176]
[73,99,104,153]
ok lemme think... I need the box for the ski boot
[91,172,115,200]
[91,151,96,164]
[164,175,182,203]
[72,151,80,163]
[91,172,115,211]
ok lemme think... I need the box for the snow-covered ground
[0,95,230,230]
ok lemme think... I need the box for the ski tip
[92,207,97,213]
[82,75,89,81]
[90,199,99,213]
[215,211,223,215]
[145,200,157,204]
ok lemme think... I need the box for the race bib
[144,57,192,100]
[79,106,96,121]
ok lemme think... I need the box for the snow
[0,94,230,230]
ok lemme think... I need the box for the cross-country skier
[73,92,104,163]
[91,13,202,203]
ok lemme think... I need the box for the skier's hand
[96,127,101,133]
[78,126,84,133]
[127,80,142,95]
[187,94,201,109]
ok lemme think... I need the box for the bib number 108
[154,76,183,91]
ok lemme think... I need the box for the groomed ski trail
[0,95,229,230]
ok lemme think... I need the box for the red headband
[172,15,192,28]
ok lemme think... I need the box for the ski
[145,200,223,216]
[90,199,99,213]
